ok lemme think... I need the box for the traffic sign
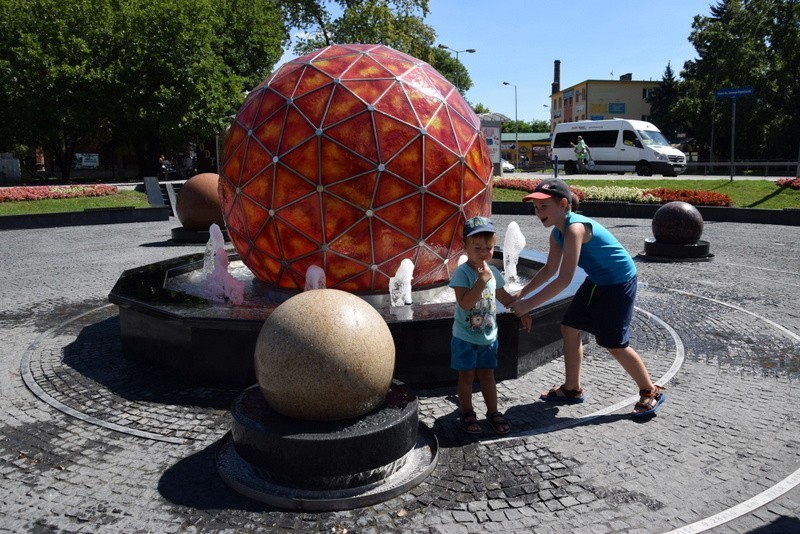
[715,86,754,99]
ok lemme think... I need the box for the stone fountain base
[109,248,584,389]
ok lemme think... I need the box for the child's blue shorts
[450,337,499,371]
[562,275,637,349]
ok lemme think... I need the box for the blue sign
[715,86,754,99]
[608,103,625,114]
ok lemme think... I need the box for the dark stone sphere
[651,201,704,245]
[175,173,225,231]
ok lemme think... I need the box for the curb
[493,201,800,226]
[0,206,171,231]
[2,202,798,231]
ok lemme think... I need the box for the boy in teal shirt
[450,216,531,434]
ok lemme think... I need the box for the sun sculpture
[219,44,493,292]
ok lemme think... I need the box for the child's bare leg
[457,370,476,413]
[606,346,654,391]
[562,324,584,390]
[476,368,498,414]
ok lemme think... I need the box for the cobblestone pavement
[1,215,798,533]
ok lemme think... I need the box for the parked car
[501,159,514,172]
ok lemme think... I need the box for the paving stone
[0,217,798,532]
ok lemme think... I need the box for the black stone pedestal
[638,238,714,262]
[216,382,438,510]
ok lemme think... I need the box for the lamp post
[438,44,475,92]
[503,81,518,169]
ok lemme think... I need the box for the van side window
[554,130,619,148]
[622,130,640,148]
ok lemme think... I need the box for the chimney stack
[551,60,561,95]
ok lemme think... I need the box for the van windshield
[637,129,670,147]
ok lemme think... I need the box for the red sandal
[540,384,585,404]
[632,385,666,417]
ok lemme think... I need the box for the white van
[551,119,686,176]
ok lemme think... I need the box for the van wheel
[636,162,652,176]
[564,161,578,175]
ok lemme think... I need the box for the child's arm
[515,232,561,298]
[497,287,532,332]
[510,224,585,317]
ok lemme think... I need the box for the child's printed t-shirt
[449,263,505,346]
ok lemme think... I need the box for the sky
[279,0,715,123]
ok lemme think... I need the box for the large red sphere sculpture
[219,44,492,292]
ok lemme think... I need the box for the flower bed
[493,178,733,206]
[641,187,731,207]
[494,178,586,201]
[0,185,118,203]
[775,178,800,190]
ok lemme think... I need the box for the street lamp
[503,81,518,168]
[438,44,476,92]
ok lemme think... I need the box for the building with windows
[499,132,551,168]
[549,60,657,131]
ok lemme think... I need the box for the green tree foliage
[674,0,800,160]
[0,0,287,178]
[502,120,550,134]
[281,1,474,93]
[0,0,117,179]
[647,62,680,139]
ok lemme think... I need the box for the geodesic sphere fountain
[218,43,493,293]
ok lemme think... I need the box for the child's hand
[508,297,533,318]
[520,313,532,333]
[475,260,492,283]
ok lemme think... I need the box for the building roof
[477,112,511,122]
[500,132,551,142]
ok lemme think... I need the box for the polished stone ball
[254,289,395,421]
[652,201,704,245]
[219,44,493,293]
[175,173,225,231]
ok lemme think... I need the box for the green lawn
[0,190,151,215]
[494,178,800,210]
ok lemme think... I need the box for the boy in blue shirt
[450,216,532,434]
[508,179,666,417]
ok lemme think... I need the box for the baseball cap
[522,178,572,202]
[463,216,496,239]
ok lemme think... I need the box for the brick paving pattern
[1,215,798,533]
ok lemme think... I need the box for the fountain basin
[108,248,585,388]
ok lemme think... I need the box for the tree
[111,0,287,176]
[0,0,118,179]
[674,0,799,160]
[530,119,550,133]
[280,1,474,93]
[647,62,681,140]
[0,0,287,179]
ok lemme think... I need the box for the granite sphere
[652,201,704,245]
[175,173,225,231]
[254,289,395,421]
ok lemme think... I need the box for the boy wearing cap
[450,216,532,435]
[508,179,666,417]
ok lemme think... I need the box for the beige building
[549,61,657,131]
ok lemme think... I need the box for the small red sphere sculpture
[219,44,492,292]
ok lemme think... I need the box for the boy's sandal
[540,384,585,404]
[486,411,511,435]
[461,410,481,434]
[632,385,666,417]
